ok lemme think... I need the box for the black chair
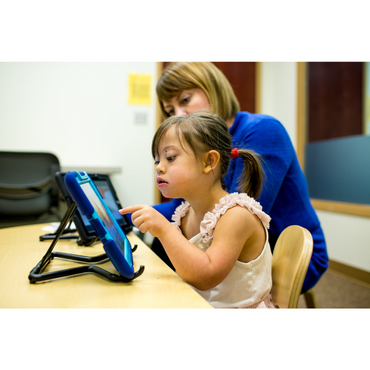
[0,151,62,228]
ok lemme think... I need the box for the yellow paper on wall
[128,74,152,105]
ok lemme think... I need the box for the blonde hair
[156,62,240,122]
[152,112,263,199]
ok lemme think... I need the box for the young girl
[120,111,275,308]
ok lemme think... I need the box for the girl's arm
[151,198,183,221]
[120,205,256,291]
[125,199,183,225]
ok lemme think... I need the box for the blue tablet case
[64,171,135,279]
[52,171,132,246]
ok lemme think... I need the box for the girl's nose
[156,162,165,174]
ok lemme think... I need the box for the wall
[0,62,157,207]
[259,62,370,273]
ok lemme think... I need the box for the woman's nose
[174,106,188,116]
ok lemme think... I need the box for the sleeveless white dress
[171,192,275,308]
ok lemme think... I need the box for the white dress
[171,192,275,308]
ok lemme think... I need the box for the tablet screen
[79,179,125,233]
[80,182,127,255]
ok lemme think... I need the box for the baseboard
[329,260,370,286]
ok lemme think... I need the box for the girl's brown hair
[152,111,263,199]
[156,62,240,122]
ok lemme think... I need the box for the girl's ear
[203,150,220,173]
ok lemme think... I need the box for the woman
[151,62,328,293]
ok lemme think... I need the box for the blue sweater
[153,112,329,292]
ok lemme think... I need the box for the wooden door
[308,62,363,142]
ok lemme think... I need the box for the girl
[120,112,275,308]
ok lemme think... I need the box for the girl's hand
[119,205,170,238]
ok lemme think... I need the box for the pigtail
[235,149,263,199]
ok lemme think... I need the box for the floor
[298,268,370,308]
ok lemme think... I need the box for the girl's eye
[154,160,159,166]
[181,96,190,104]
[167,156,175,162]
[166,108,174,116]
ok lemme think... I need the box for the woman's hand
[119,205,170,238]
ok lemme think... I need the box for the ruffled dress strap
[171,200,191,231]
[199,193,271,244]
[171,193,271,245]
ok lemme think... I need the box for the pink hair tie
[231,148,239,159]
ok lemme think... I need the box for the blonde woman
[147,62,328,293]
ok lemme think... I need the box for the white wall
[316,210,370,272]
[260,62,297,148]
[0,62,157,207]
[259,62,370,273]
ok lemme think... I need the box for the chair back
[0,151,60,217]
[271,225,313,308]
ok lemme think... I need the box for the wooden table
[0,224,212,308]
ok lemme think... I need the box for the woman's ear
[203,150,220,174]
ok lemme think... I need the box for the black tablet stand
[39,210,97,245]
[29,202,145,284]
[39,219,79,241]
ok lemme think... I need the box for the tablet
[56,172,132,245]
[64,171,134,279]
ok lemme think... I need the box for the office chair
[271,225,313,308]
[0,151,62,227]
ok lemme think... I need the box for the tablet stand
[29,202,145,283]
[39,219,79,241]
[39,209,98,245]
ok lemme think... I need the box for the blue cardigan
[152,112,329,292]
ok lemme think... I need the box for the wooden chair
[271,225,313,308]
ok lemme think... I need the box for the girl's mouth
[156,177,168,187]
